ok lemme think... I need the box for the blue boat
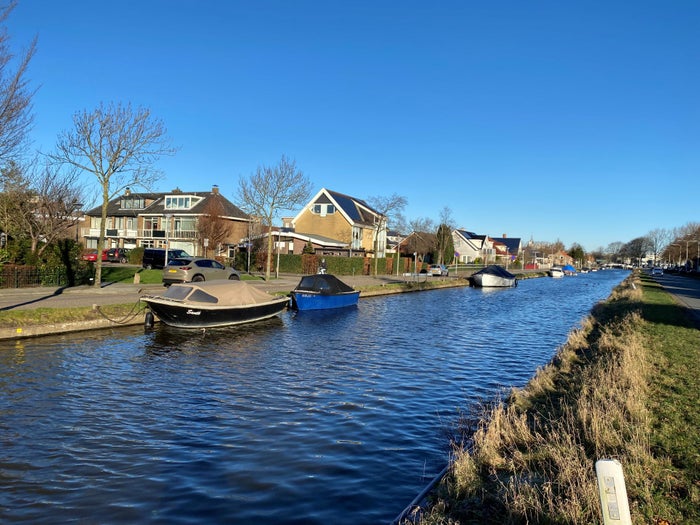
[290,274,360,311]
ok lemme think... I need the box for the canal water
[0,270,628,524]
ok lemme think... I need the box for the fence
[0,265,91,289]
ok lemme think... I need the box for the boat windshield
[187,289,219,304]
[161,285,219,304]
[162,285,194,300]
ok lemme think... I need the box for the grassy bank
[411,271,699,524]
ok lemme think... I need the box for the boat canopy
[562,264,576,272]
[293,274,356,295]
[162,280,280,306]
[472,265,516,279]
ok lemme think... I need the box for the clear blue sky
[9,1,700,252]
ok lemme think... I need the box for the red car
[81,249,99,262]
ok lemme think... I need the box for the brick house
[81,186,250,258]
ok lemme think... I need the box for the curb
[0,313,148,340]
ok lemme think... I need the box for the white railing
[80,228,198,240]
[139,229,199,240]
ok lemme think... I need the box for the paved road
[652,272,700,327]
[0,273,422,312]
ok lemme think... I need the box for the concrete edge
[0,314,148,340]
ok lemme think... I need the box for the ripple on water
[0,270,628,524]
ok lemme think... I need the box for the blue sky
[9,1,700,251]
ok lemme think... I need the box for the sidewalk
[0,273,444,312]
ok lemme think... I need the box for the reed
[413,272,691,524]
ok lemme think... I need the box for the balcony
[140,229,199,240]
[80,228,198,240]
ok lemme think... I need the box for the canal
[0,270,628,524]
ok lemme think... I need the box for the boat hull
[471,274,516,287]
[290,290,360,311]
[469,265,518,287]
[141,296,289,328]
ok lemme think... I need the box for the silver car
[162,258,241,286]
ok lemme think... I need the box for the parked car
[103,248,130,263]
[651,267,663,276]
[81,249,99,262]
[142,248,190,270]
[162,257,241,286]
[428,264,449,276]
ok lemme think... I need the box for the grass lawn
[414,272,700,524]
[100,266,265,284]
[639,274,700,522]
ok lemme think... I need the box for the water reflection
[0,270,628,524]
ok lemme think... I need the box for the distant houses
[79,185,529,269]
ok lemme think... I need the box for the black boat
[140,280,289,328]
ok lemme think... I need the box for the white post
[595,459,632,525]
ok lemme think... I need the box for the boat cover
[293,274,355,295]
[160,280,281,306]
[472,265,516,279]
[562,264,577,273]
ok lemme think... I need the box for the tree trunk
[95,185,109,286]
[265,222,274,281]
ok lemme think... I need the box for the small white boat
[470,265,518,287]
[549,266,564,278]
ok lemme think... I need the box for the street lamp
[74,203,83,243]
[671,244,681,267]
[164,214,172,268]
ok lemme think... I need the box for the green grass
[638,274,700,522]
[413,272,700,524]
[0,303,147,328]
[101,266,268,284]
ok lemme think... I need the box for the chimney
[503,233,507,238]
[212,185,219,195]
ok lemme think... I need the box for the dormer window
[165,196,201,210]
[120,197,145,210]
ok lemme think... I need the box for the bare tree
[366,193,407,275]
[237,155,311,280]
[646,228,672,265]
[0,2,36,169]
[197,193,231,257]
[409,216,436,234]
[0,159,83,256]
[27,162,84,255]
[50,102,176,285]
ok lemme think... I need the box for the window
[165,196,201,210]
[313,204,322,214]
[327,204,335,214]
[120,197,145,210]
[144,217,159,230]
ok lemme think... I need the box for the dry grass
[413,273,670,524]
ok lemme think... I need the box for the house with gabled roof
[453,229,522,265]
[452,229,492,263]
[80,186,250,257]
[550,250,574,267]
[492,234,522,264]
[290,188,387,257]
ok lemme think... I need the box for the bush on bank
[410,272,700,524]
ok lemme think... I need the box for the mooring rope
[95,299,147,325]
